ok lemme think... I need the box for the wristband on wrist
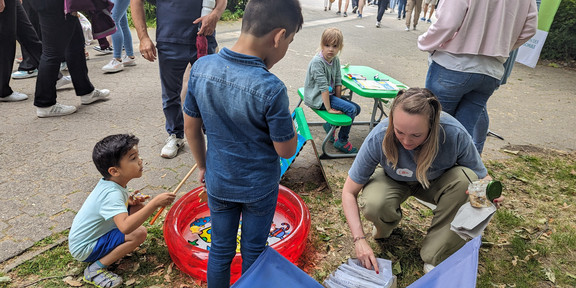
[353,236,366,243]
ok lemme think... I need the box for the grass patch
[5,146,576,287]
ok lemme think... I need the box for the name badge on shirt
[396,168,414,178]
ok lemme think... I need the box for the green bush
[540,0,576,62]
[127,2,157,28]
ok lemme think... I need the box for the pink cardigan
[418,0,538,58]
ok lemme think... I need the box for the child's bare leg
[98,226,147,266]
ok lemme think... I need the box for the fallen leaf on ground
[63,276,83,287]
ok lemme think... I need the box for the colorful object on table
[354,79,398,90]
[345,73,367,80]
[164,185,311,284]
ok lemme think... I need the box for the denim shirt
[349,112,487,186]
[183,48,295,202]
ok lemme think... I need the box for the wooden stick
[149,163,198,225]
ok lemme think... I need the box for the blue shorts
[83,228,125,263]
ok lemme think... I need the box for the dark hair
[92,134,140,179]
[241,0,303,37]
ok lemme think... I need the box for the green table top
[340,65,408,99]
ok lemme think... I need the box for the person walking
[101,0,136,73]
[404,0,422,30]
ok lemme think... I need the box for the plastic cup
[468,179,491,208]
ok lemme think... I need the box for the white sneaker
[56,76,72,90]
[161,134,184,159]
[36,103,77,118]
[122,55,136,67]
[102,58,124,73]
[405,26,410,31]
[424,263,436,274]
[81,89,110,105]
[376,21,381,28]
[0,91,28,102]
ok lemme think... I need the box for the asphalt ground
[1,0,575,272]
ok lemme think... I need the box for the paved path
[1,1,575,270]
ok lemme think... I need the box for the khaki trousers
[405,0,423,29]
[359,166,477,265]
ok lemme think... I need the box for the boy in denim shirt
[183,0,302,286]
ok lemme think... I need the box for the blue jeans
[425,61,500,151]
[322,95,361,143]
[157,39,216,138]
[206,190,279,288]
[397,0,407,18]
[473,108,489,154]
[110,0,133,59]
[390,0,398,10]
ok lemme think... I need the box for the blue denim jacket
[183,48,295,202]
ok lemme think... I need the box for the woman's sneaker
[121,55,137,67]
[93,46,113,54]
[11,69,38,79]
[102,58,124,73]
[334,140,358,154]
[83,266,123,288]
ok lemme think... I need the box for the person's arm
[342,176,380,274]
[417,0,467,52]
[195,0,227,36]
[0,0,5,12]
[113,192,176,234]
[184,114,207,183]
[512,1,538,50]
[273,126,298,159]
[130,0,156,61]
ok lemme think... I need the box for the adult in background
[418,0,537,154]
[0,0,40,102]
[29,0,110,118]
[101,0,136,73]
[375,0,390,27]
[404,0,422,31]
[341,88,503,274]
[131,0,227,159]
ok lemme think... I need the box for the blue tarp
[231,246,323,288]
[407,236,482,288]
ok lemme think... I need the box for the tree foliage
[541,0,576,62]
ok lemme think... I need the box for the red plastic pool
[163,185,311,284]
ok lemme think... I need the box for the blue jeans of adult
[397,0,407,18]
[206,189,279,288]
[110,0,133,59]
[425,61,500,153]
[33,3,93,107]
[157,39,216,138]
[390,0,398,10]
[321,95,361,143]
[473,108,489,154]
[377,0,390,22]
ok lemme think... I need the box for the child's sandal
[83,267,123,288]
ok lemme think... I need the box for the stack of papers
[354,80,399,90]
[324,258,396,288]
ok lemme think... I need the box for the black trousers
[377,0,391,22]
[17,0,42,72]
[0,0,42,97]
[34,3,93,107]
